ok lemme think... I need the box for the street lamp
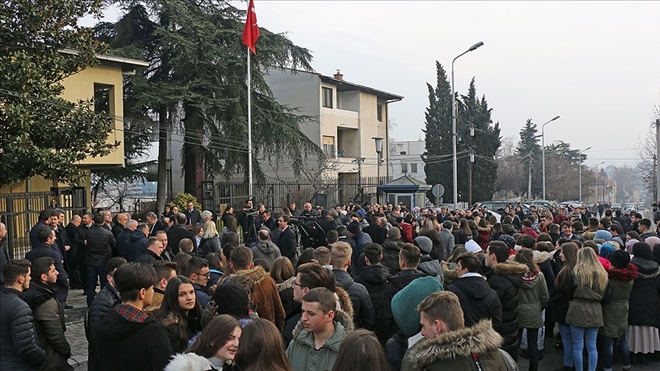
[452,41,484,210]
[373,137,384,204]
[541,115,561,200]
[576,146,591,201]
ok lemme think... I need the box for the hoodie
[250,240,281,264]
[355,264,391,314]
[122,230,148,262]
[447,275,502,330]
[88,304,172,371]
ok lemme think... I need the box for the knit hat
[598,243,615,259]
[391,276,443,338]
[625,238,639,254]
[414,236,433,255]
[498,234,516,250]
[356,209,366,219]
[465,239,482,254]
[608,250,631,269]
[632,242,654,260]
[347,221,361,234]
[594,230,612,241]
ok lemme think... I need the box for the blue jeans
[87,265,108,307]
[601,334,630,369]
[559,323,573,367]
[571,326,598,371]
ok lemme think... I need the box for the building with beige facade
[263,69,403,185]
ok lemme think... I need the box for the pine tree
[516,119,542,199]
[423,62,453,203]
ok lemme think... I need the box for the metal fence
[214,176,391,212]
[0,187,87,259]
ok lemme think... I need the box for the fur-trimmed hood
[236,265,269,285]
[164,353,217,371]
[276,276,295,292]
[477,226,491,233]
[608,263,638,282]
[492,261,528,276]
[442,262,459,282]
[533,250,553,264]
[409,319,503,368]
[291,287,354,340]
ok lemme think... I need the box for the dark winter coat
[114,229,132,259]
[167,224,196,255]
[350,231,373,275]
[134,249,163,265]
[276,277,296,317]
[25,243,69,302]
[84,224,115,266]
[601,263,637,338]
[89,305,172,371]
[0,287,46,370]
[363,223,388,245]
[333,269,375,329]
[439,230,455,258]
[23,281,72,371]
[628,257,660,328]
[377,269,427,343]
[355,264,391,315]
[485,261,527,355]
[29,221,49,248]
[381,238,405,275]
[0,238,9,285]
[85,284,121,339]
[274,226,298,263]
[534,251,556,296]
[447,275,502,330]
[122,230,148,262]
[198,235,221,257]
[401,320,508,371]
[418,229,445,261]
[418,255,445,286]
[160,312,202,353]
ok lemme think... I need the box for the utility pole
[528,155,532,202]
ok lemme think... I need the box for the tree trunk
[183,103,199,196]
[156,104,168,215]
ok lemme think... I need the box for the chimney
[333,69,343,81]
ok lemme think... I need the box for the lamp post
[373,137,384,205]
[541,115,561,200]
[452,41,484,210]
[576,147,591,201]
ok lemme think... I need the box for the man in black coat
[85,257,127,339]
[29,209,58,248]
[377,244,426,344]
[116,219,137,258]
[25,227,70,304]
[111,213,129,239]
[0,222,10,286]
[183,202,201,226]
[274,215,298,264]
[122,224,149,262]
[135,238,165,265]
[363,214,388,245]
[167,214,195,255]
[447,252,502,330]
[64,215,84,291]
[22,257,72,369]
[355,243,391,317]
[88,262,172,371]
[0,259,46,370]
[484,241,527,359]
[84,213,115,307]
[331,242,376,330]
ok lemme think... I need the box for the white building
[389,139,426,182]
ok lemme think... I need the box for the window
[401,163,408,173]
[410,163,418,173]
[322,87,333,108]
[94,84,112,114]
[322,136,335,157]
[377,103,383,122]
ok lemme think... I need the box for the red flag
[242,0,259,54]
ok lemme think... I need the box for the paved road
[65,287,660,371]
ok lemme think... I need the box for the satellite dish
[432,184,445,198]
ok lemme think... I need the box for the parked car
[474,201,530,215]
[530,200,554,209]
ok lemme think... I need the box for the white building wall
[390,139,426,182]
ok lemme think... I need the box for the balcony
[321,107,359,129]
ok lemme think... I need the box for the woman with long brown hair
[234,318,291,371]
[331,329,389,371]
[155,276,203,353]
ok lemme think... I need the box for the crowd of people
[2,199,660,371]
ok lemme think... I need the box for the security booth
[378,174,431,210]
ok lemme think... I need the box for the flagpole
[247,47,253,199]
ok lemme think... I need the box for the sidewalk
[64,289,89,369]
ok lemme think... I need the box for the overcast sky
[90,1,660,168]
